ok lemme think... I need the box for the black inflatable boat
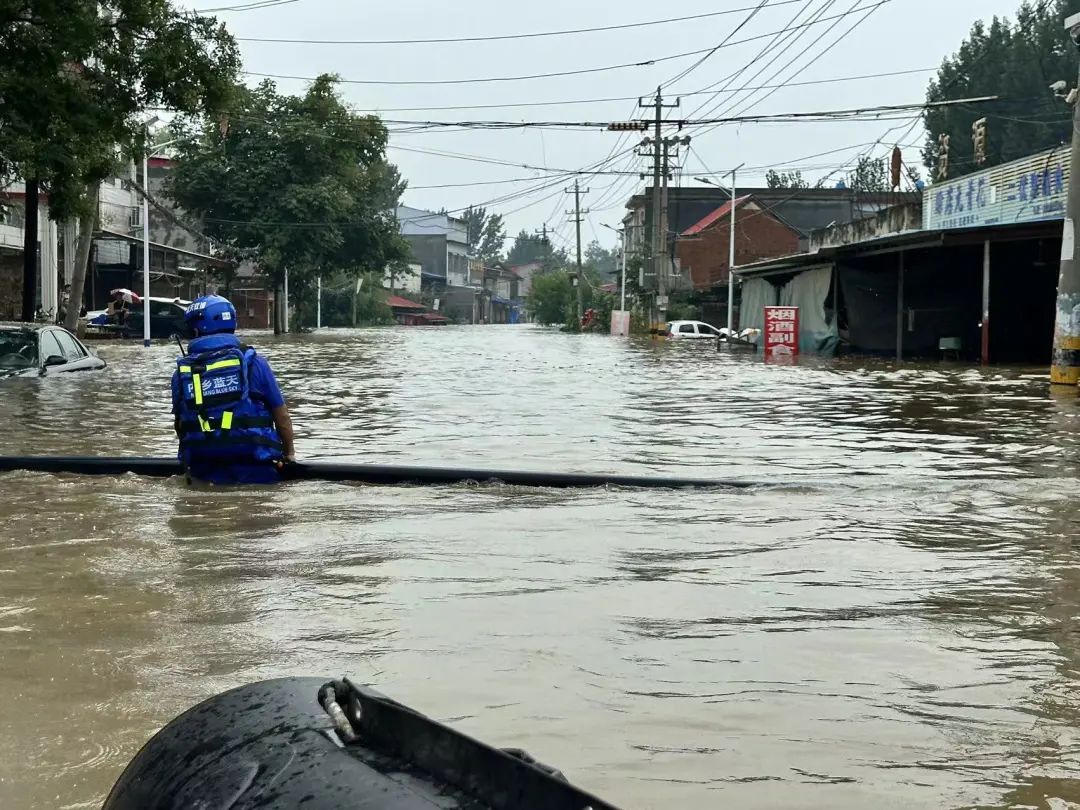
[103,677,620,810]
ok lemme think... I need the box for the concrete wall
[678,203,801,291]
[404,234,447,281]
[809,203,923,252]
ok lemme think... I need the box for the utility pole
[22,179,38,323]
[565,181,589,330]
[533,223,550,270]
[1053,12,1080,386]
[638,88,679,330]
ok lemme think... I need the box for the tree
[0,1,240,328]
[765,169,810,189]
[527,270,575,325]
[846,156,889,192]
[506,230,569,269]
[463,206,505,264]
[923,0,1080,179]
[583,240,617,280]
[168,75,409,332]
[526,267,612,329]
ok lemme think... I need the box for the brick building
[677,196,801,293]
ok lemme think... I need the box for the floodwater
[2,326,1080,810]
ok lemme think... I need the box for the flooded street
[4,325,1080,809]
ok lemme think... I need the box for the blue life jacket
[175,334,283,468]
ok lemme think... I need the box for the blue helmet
[185,295,237,336]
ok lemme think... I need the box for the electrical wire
[662,0,772,89]
[241,7,893,87]
[232,2,804,45]
[193,0,299,11]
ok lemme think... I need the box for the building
[0,171,226,322]
[733,146,1068,364]
[396,206,469,288]
[383,262,422,296]
[676,195,801,323]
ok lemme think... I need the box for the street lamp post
[696,165,745,334]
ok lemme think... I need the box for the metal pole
[317,275,322,329]
[981,240,991,366]
[1052,18,1080,385]
[727,168,737,333]
[142,150,151,347]
[283,269,290,333]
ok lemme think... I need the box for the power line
[193,0,299,11]
[228,68,926,115]
[241,7,893,87]
[232,2,803,45]
[662,0,772,88]
[695,0,887,134]
[685,0,833,118]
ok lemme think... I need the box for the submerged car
[86,296,193,340]
[0,323,107,378]
[666,320,728,339]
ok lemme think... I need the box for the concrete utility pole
[638,88,679,329]
[565,181,590,329]
[533,223,550,269]
[1053,11,1080,386]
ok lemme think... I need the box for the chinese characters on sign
[764,306,799,361]
[923,147,1070,231]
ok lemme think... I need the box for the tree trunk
[64,188,98,332]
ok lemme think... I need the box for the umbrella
[110,288,142,304]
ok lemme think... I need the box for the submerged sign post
[764,306,799,361]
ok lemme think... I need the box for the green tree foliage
[527,270,574,325]
[846,156,889,192]
[506,230,570,270]
[1,0,239,328]
[583,240,618,280]
[765,169,810,189]
[526,268,613,330]
[0,0,239,219]
[924,0,1080,178]
[168,75,409,331]
[463,206,505,264]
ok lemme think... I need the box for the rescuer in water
[172,295,296,484]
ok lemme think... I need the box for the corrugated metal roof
[386,295,424,310]
[682,196,752,236]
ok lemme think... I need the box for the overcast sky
[188,0,1044,253]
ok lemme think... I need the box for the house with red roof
[676,195,800,294]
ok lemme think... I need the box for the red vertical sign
[764,306,799,360]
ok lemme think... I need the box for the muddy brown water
[2,326,1080,810]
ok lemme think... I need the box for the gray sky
[190,0,1036,253]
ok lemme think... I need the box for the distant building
[676,195,801,325]
[396,205,469,288]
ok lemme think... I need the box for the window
[697,324,718,336]
[52,330,86,360]
[678,323,696,334]
[151,301,178,317]
[39,330,65,362]
[0,331,37,369]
